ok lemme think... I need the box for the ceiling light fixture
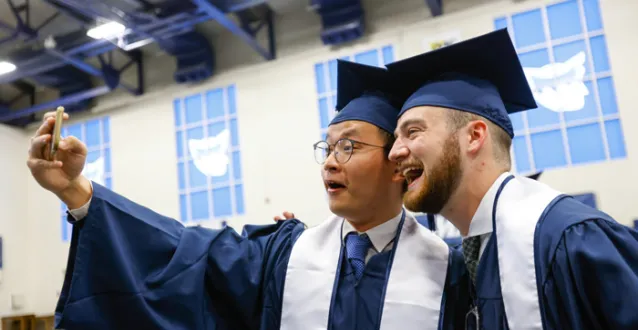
[87,21,126,40]
[0,61,16,75]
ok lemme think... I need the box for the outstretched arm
[56,182,305,330]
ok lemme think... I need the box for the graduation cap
[330,59,401,134]
[386,28,538,138]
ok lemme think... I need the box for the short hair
[378,127,395,156]
[446,110,512,169]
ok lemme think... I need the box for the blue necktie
[345,232,372,281]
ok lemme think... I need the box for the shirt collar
[465,172,511,238]
[341,210,403,252]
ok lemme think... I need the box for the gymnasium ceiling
[0,0,444,126]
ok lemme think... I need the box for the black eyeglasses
[313,138,387,164]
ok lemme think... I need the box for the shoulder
[545,218,638,283]
[241,219,306,244]
[560,217,635,245]
[239,220,307,277]
[546,195,613,220]
[536,196,629,264]
[539,195,616,238]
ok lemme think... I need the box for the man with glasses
[387,29,638,329]
[288,60,468,330]
[27,59,468,330]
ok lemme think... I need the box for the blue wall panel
[495,0,626,175]
[174,85,245,224]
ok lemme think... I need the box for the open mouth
[402,167,424,186]
[325,180,346,192]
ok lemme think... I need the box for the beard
[403,133,463,214]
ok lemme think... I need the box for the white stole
[494,175,561,329]
[280,211,450,330]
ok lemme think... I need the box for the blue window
[314,45,395,138]
[61,116,112,242]
[174,85,245,224]
[495,0,625,175]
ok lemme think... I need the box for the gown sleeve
[54,182,305,330]
[548,218,638,329]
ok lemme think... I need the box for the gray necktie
[462,236,481,284]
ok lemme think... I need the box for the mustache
[398,159,424,171]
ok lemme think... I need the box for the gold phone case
[50,106,64,160]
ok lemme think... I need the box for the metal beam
[119,0,153,9]
[0,10,206,84]
[0,0,269,123]
[0,21,14,31]
[11,80,35,96]
[42,0,93,27]
[224,0,267,13]
[266,7,275,60]
[34,12,61,32]
[52,0,161,45]
[191,0,274,60]
[45,47,140,95]
[0,29,20,44]
[0,86,110,123]
[46,48,102,77]
[7,80,36,107]
[7,0,27,28]
[425,0,443,17]
[132,50,144,95]
[0,0,38,46]
[0,48,146,123]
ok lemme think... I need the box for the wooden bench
[1,314,35,330]
[31,315,55,330]
[1,314,55,330]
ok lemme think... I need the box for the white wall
[0,0,635,316]
[0,125,30,315]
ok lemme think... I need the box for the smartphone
[50,106,64,160]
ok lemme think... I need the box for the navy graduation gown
[328,244,469,330]
[331,249,392,329]
[538,197,638,329]
[56,183,470,330]
[55,183,305,330]
[469,178,638,329]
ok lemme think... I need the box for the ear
[466,120,488,155]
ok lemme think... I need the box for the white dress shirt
[341,211,403,263]
[462,172,511,259]
[66,180,94,221]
